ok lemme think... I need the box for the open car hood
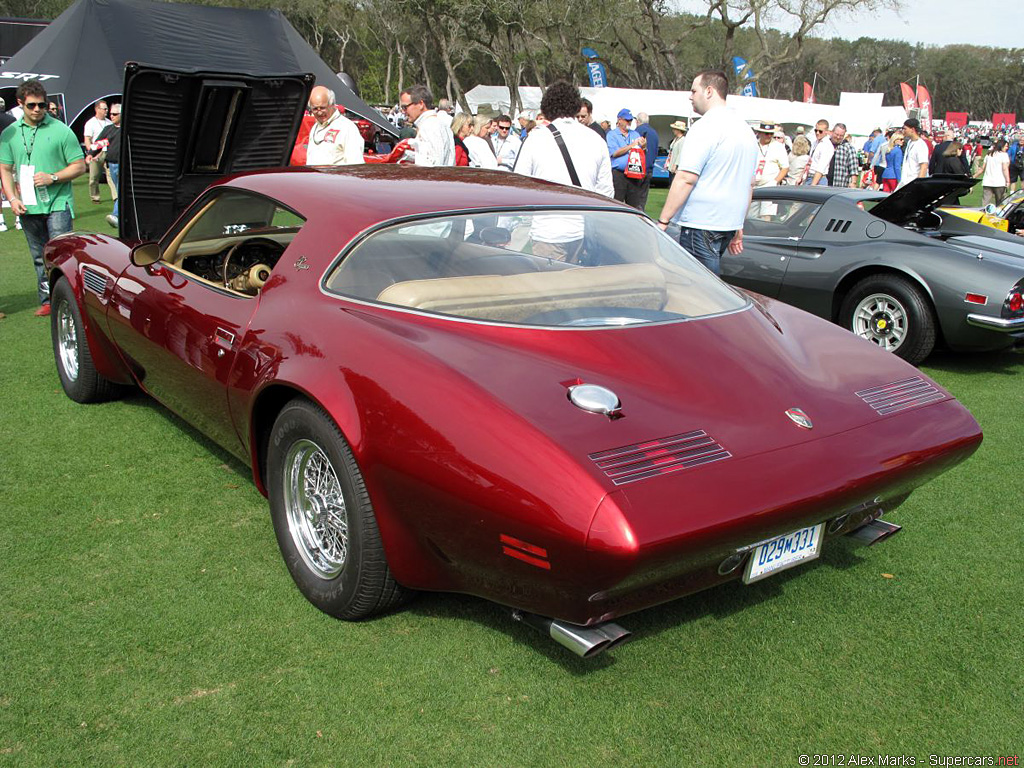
[870,174,978,227]
[120,63,314,242]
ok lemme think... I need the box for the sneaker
[34,304,51,317]
[91,198,101,204]
[0,223,7,232]
[15,217,21,230]
[106,214,118,227]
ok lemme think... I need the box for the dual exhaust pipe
[846,517,902,546]
[514,517,900,658]
[512,610,631,658]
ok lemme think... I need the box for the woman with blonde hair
[463,114,499,169]
[785,135,811,185]
[880,132,904,192]
[451,113,472,167]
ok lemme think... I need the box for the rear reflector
[964,293,988,305]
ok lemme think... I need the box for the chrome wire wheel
[283,438,349,580]
[56,299,80,382]
[851,292,908,352]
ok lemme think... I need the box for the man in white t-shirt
[304,86,366,166]
[801,119,834,186]
[513,81,613,261]
[897,117,930,190]
[399,85,454,167]
[656,69,758,275]
[83,100,112,203]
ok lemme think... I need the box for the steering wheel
[221,237,286,289]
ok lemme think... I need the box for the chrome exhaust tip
[512,611,631,658]
[846,518,902,546]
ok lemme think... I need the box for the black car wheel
[51,278,123,403]
[267,399,410,619]
[840,275,936,365]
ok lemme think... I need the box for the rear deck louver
[589,430,732,485]
[856,377,945,415]
[81,266,109,298]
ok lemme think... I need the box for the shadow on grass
[401,538,874,674]
[924,346,1024,376]
[0,289,44,316]
[114,388,253,481]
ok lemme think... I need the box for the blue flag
[582,47,607,87]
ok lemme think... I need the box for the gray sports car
[725,176,1024,364]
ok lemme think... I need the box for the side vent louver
[589,430,732,485]
[825,218,852,233]
[81,266,109,298]
[856,377,945,415]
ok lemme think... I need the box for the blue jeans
[677,225,735,276]
[108,163,120,216]
[21,207,73,305]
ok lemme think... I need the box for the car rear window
[324,210,747,327]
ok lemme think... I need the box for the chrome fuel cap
[568,384,621,416]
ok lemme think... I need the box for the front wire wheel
[50,278,123,403]
[268,399,410,619]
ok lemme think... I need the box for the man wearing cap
[667,120,687,173]
[656,69,757,275]
[897,118,929,190]
[607,108,645,209]
[753,121,788,188]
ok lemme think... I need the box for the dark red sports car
[44,67,983,657]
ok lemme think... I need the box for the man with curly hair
[513,81,613,261]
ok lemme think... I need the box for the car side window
[161,190,306,296]
[745,200,821,239]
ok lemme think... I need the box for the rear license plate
[743,523,824,584]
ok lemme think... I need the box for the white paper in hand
[18,165,37,206]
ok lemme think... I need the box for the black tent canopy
[0,0,394,136]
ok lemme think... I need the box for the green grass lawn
[1,179,1020,765]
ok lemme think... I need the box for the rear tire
[51,278,123,403]
[267,399,410,619]
[839,275,936,365]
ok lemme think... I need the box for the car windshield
[324,209,747,327]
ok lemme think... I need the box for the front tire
[51,278,123,403]
[267,399,410,619]
[839,275,936,365]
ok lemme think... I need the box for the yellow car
[942,190,1024,233]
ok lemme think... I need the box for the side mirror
[130,242,161,267]
[984,204,997,215]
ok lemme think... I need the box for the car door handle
[214,328,235,356]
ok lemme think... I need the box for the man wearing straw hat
[752,120,788,189]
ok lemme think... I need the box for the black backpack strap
[548,123,582,187]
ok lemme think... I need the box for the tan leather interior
[376,264,669,323]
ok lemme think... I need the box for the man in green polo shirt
[0,79,86,317]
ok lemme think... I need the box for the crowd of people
[2,73,1023,321]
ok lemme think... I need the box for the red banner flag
[900,82,916,111]
[916,85,932,131]
[803,82,815,104]
[992,113,1017,127]
[945,112,968,128]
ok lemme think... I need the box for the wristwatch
[50,173,59,183]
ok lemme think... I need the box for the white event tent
[464,85,909,146]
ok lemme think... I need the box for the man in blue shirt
[635,112,660,214]
[607,108,645,209]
